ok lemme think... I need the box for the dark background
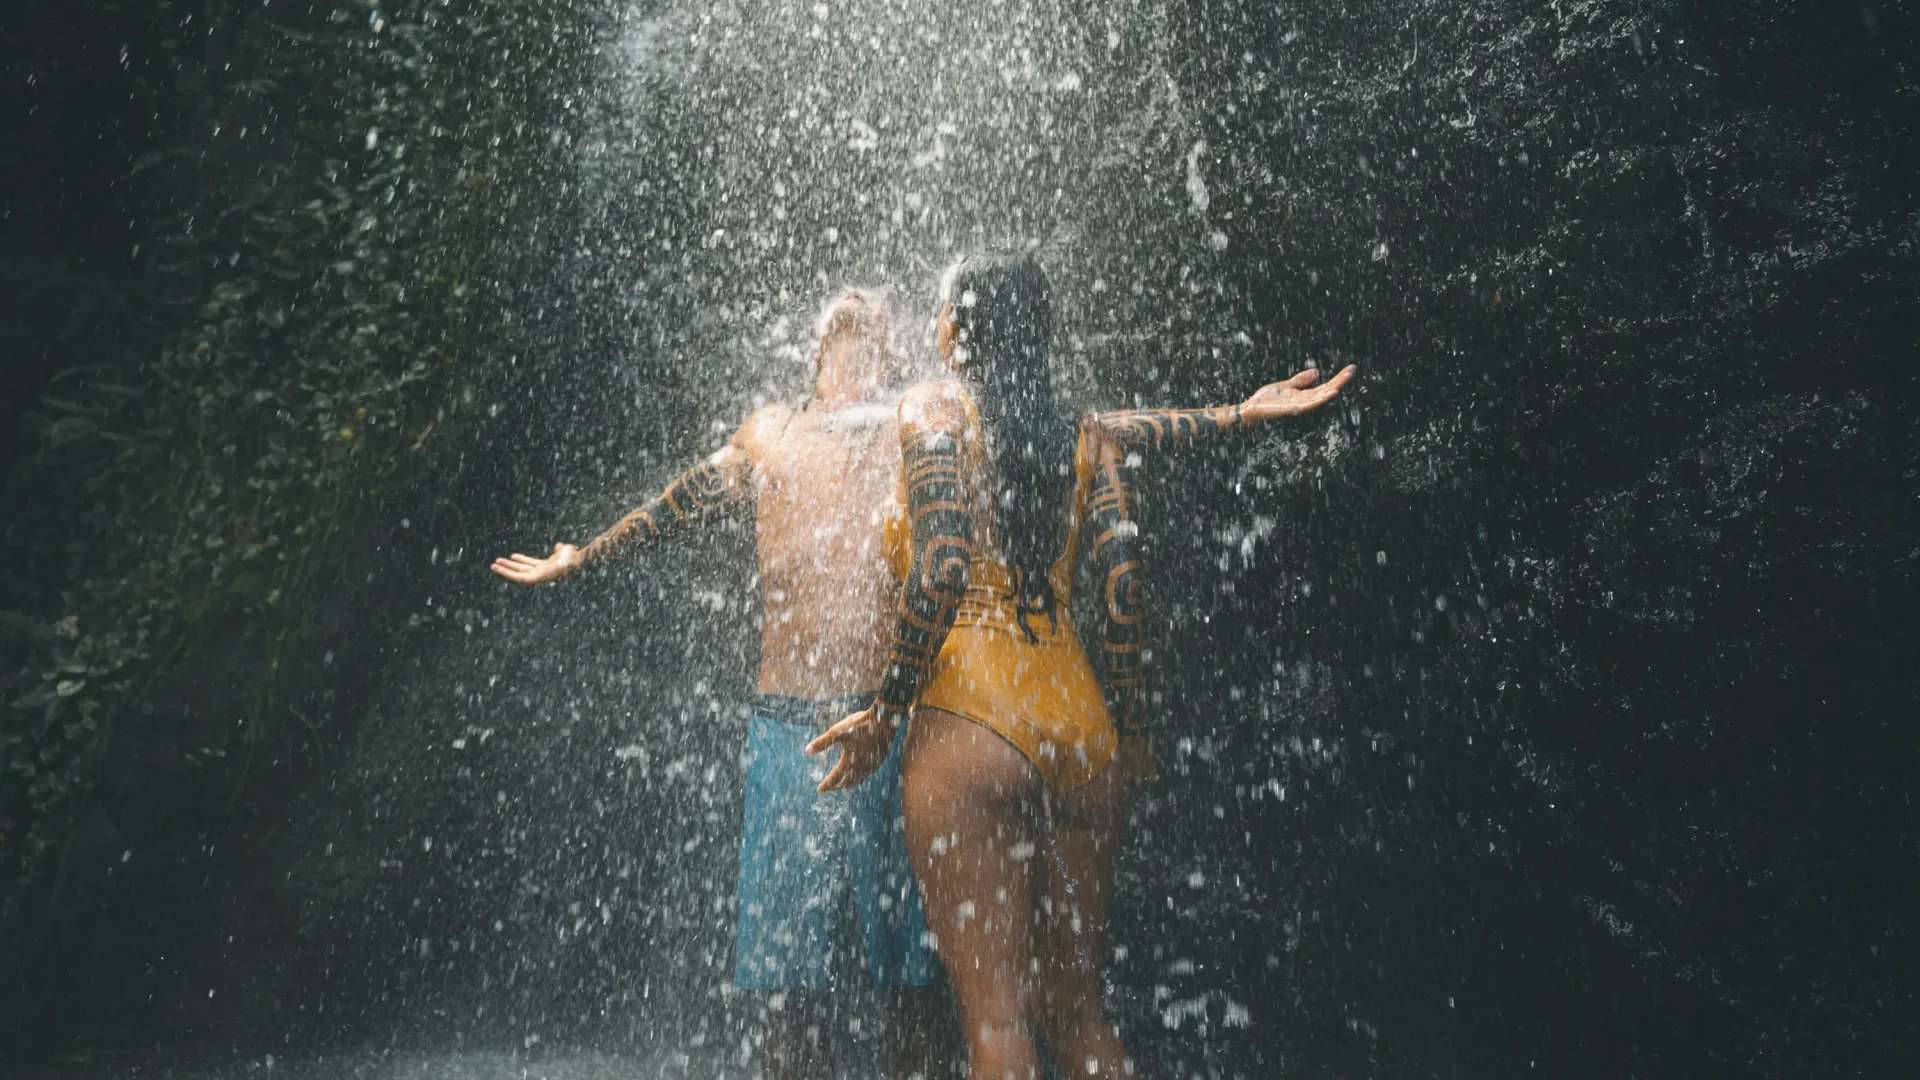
[2,1,1914,1077]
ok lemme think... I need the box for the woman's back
[884,378,1117,792]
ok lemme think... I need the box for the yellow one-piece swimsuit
[884,389,1117,793]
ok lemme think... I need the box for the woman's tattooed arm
[1086,429,1152,734]
[1091,404,1248,453]
[578,442,751,566]
[874,387,975,729]
[1091,365,1357,455]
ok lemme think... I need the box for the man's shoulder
[734,401,798,454]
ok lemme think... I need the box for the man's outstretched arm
[489,412,766,584]
[578,441,750,565]
[1092,365,1356,454]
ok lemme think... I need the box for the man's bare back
[734,399,901,698]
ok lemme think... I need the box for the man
[492,287,1353,1078]
[496,289,948,1079]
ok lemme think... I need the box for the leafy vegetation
[1,0,581,933]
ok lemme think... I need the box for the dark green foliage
[0,0,585,978]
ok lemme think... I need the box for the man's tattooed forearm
[875,426,973,723]
[1087,439,1151,734]
[1092,404,1247,452]
[580,457,739,565]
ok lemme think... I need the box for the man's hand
[1115,733,1158,796]
[805,706,897,793]
[1241,365,1357,423]
[490,542,583,585]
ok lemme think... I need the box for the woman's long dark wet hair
[941,253,1074,641]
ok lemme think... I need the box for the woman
[805,253,1195,1078]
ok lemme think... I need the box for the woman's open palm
[490,542,582,585]
[1243,364,1357,421]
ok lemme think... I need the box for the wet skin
[737,387,902,699]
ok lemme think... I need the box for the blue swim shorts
[731,693,938,992]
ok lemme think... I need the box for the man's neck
[811,363,884,410]
[811,383,868,411]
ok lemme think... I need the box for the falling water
[570,0,1243,418]
[370,1,1260,1067]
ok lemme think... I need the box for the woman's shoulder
[1073,410,1124,455]
[1068,413,1127,487]
[898,379,974,432]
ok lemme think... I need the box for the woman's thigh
[900,708,1044,1024]
[1036,755,1127,994]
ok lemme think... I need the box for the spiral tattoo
[1086,433,1151,734]
[874,420,974,725]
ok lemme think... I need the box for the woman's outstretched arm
[1091,364,1356,455]
[488,415,764,585]
[1086,428,1159,787]
[808,384,974,792]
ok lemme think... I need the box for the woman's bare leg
[1036,755,1135,1077]
[902,707,1044,1080]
